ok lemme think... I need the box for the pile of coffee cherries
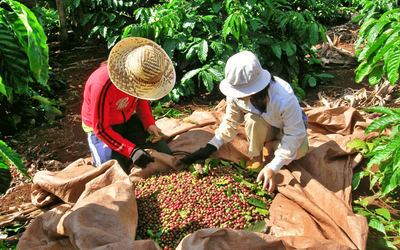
[135,163,273,250]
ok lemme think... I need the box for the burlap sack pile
[17,100,375,250]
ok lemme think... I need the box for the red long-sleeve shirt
[81,65,155,158]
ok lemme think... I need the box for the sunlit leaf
[369,218,386,235]
[244,220,266,232]
[352,171,366,190]
[247,197,267,209]
[198,40,208,63]
[375,208,391,221]
[0,140,31,183]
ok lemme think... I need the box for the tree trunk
[55,0,68,48]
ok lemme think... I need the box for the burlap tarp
[17,101,376,250]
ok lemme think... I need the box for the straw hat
[108,37,176,100]
[219,51,271,98]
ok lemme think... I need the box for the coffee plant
[353,199,400,249]
[63,0,353,103]
[121,0,332,102]
[0,140,31,195]
[354,2,400,86]
[352,0,399,24]
[31,1,59,39]
[348,106,400,248]
[348,107,400,197]
[0,0,62,135]
[135,160,272,250]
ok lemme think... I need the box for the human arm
[180,97,243,164]
[256,166,276,193]
[136,99,162,142]
[263,95,307,173]
[91,81,137,158]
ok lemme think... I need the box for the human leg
[86,132,113,167]
[244,113,275,159]
[271,130,309,160]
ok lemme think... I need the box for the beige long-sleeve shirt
[209,77,307,172]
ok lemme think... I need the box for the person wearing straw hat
[81,37,176,171]
[181,51,309,193]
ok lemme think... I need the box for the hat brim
[108,37,176,100]
[219,69,271,98]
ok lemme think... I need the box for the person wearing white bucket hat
[181,51,309,193]
[81,37,176,171]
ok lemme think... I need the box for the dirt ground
[1,30,399,245]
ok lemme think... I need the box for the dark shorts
[86,113,172,170]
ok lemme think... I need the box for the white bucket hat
[108,37,176,100]
[219,51,271,98]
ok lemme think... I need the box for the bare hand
[256,166,276,193]
[146,125,162,143]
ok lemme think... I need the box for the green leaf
[198,40,208,63]
[375,208,391,221]
[239,158,246,168]
[359,18,377,40]
[282,40,296,57]
[181,68,201,84]
[363,106,396,116]
[367,137,400,169]
[372,39,400,65]
[207,68,224,82]
[145,132,164,142]
[247,197,267,209]
[225,186,232,197]
[358,28,393,61]
[210,41,224,56]
[386,46,400,85]
[381,166,400,196]
[243,220,266,232]
[0,77,8,99]
[308,76,317,87]
[215,180,229,186]
[4,0,49,85]
[0,158,12,195]
[256,207,270,216]
[309,22,319,45]
[271,43,282,59]
[0,23,30,94]
[355,61,373,83]
[360,198,370,207]
[212,1,222,13]
[163,38,176,58]
[201,71,214,92]
[368,65,384,85]
[314,73,333,78]
[183,16,196,32]
[367,19,391,45]
[369,218,386,235]
[232,174,254,187]
[352,171,366,190]
[222,14,232,40]
[249,19,259,31]
[80,13,95,26]
[0,140,31,183]
[31,96,62,116]
[201,15,215,22]
[347,139,370,152]
[365,114,400,134]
